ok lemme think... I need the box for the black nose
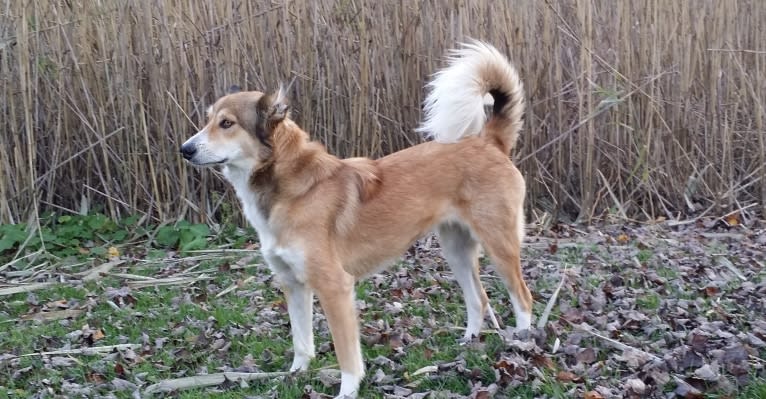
[180,143,197,160]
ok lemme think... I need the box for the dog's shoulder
[331,158,380,236]
[342,157,380,202]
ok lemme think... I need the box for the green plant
[1,213,151,261]
[154,221,211,252]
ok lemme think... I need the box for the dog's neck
[222,122,342,228]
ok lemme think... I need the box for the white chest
[224,166,307,285]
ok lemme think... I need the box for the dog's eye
[219,119,234,129]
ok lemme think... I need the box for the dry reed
[1,1,764,225]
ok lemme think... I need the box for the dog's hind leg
[470,200,533,330]
[438,223,495,342]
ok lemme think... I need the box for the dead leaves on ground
[1,220,765,397]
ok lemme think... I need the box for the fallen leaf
[674,377,704,398]
[616,233,630,244]
[92,329,106,341]
[556,370,583,383]
[530,354,555,370]
[693,363,719,381]
[108,246,120,258]
[576,347,597,364]
[111,377,137,391]
[549,241,558,254]
[86,372,107,384]
[584,391,604,399]
[624,378,646,394]
[724,213,740,226]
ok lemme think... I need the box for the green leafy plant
[1,213,142,260]
[0,223,27,253]
[154,221,211,252]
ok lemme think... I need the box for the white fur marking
[438,224,485,341]
[510,293,532,330]
[286,281,315,371]
[224,164,317,371]
[417,40,522,143]
[337,371,361,398]
[223,165,272,247]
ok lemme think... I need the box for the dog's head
[180,87,290,171]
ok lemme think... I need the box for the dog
[180,40,532,398]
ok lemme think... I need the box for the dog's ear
[254,86,291,149]
[226,85,242,95]
[258,85,290,124]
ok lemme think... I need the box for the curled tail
[417,40,525,154]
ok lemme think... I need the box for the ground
[0,217,764,398]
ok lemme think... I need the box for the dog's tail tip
[417,39,525,153]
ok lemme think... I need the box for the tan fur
[181,43,533,398]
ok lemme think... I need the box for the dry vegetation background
[1,1,764,226]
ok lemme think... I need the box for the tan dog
[181,41,532,398]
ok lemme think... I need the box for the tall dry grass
[1,1,764,226]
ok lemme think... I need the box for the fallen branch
[566,320,662,362]
[0,281,57,296]
[411,365,438,377]
[537,270,567,329]
[0,250,44,274]
[14,343,140,359]
[216,275,255,298]
[127,274,212,289]
[714,256,747,281]
[145,368,321,395]
[20,308,85,321]
[77,259,126,281]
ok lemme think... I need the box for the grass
[1,216,765,397]
[0,262,526,398]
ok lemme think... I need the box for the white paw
[336,371,361,399]
[289,354,312,372]
[515,311,532,330]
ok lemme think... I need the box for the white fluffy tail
[417,40,525,153]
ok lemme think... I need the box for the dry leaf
[108,246,120,258]
[724,213,740,226]
[556,370,583,383]
[584,391,604,399]
[624,378,646,394]
[616,233,630,244]
[92,329,105,341]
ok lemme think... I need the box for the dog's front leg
[283,280,315,372]
[313,268,364,399]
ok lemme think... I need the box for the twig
[518,74,668,164]
[21,308,85,321]
[537,270,566,329]
[714,256,747,282]
[184,248,261,254]
[77,259,126,281]
[126,274,212,289]
[0,281,57,296]
[707,48,766,54]
[597,170,627,220]
[411,365,438,377]
[145,365,335,395]
[14,343,140,359]
[566,320,661,362]
[0,250,44,273]
[216,276,255,298]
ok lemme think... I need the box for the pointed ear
[259,85,290,124]
[254,86,292,149]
